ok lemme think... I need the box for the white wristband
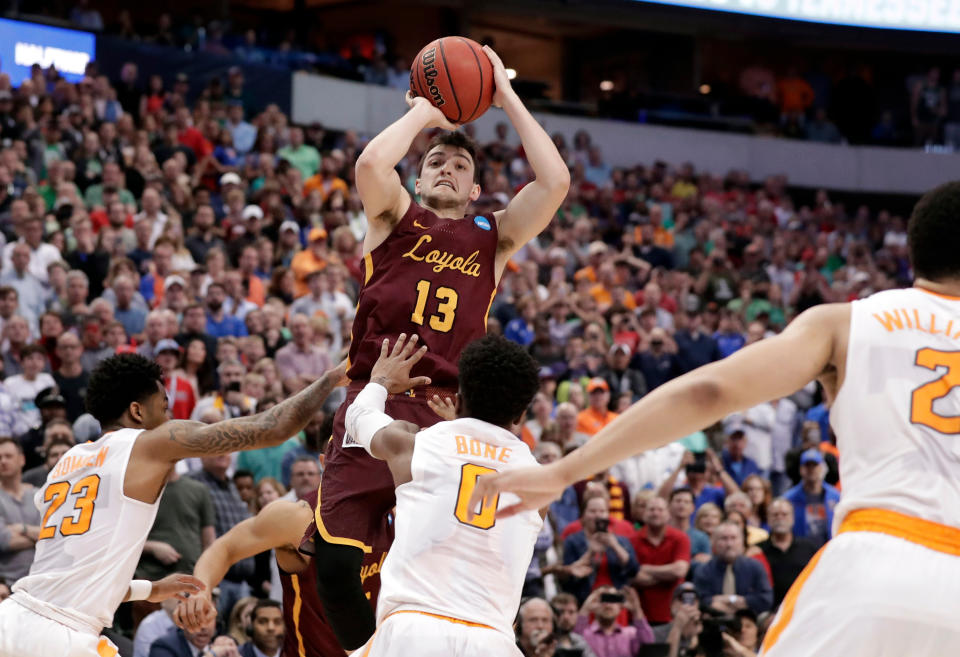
[344,382,393,457]
[128,579,152,601]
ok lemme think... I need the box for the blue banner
[0,18,96,85]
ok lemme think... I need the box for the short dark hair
[908,180,960,281]
[0,436,22,454]
[250,598,282,623]
[417,131,481,183]
[669,487,695,504]
[86,354,164,426]
[18,343,47,360]
[233,469,254,482]
[458,336,539,427]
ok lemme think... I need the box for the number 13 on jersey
[411,279,458,333]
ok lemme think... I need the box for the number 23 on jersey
[38,475,100,540]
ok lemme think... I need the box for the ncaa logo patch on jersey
[474,216,491,231]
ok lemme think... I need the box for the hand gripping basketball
[405,91,459,131]
[481,45,515,109]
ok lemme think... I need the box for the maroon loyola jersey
[347,201,500,388]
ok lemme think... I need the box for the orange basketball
[410,36,494,124]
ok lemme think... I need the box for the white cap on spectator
[280,220,300,234]
[588,241,608,257]
[220,172,242,187]
[164,275,186,291]
[155,339,182,355]
[609,343,631,356]
[243,205,264,221]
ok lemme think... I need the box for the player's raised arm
[345,334,430,485]
[470,303,849,518]
[356,93,458,244]
[486,46,570,260]
[174,499,313,631]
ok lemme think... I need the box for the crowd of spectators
[48,3,960,149]
[0,40,920,657]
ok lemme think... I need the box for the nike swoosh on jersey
[413,220,429,229]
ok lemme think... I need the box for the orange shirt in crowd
[777,77,815,114]
[590,284,637,310]
[576,407,619,436]
[303,174,349,200]
[290,250,330,297]
[246,274,265,306]
[632,225,675,248]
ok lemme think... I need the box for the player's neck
[421,200,467,220]
[914,278,960,299]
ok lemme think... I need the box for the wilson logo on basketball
[420,47,446,107]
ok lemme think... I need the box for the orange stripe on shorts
[760,545,825,655]
[97,637,118,657]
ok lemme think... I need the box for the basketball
[410,36,494,124]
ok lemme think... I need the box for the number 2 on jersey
[454,463,499,529]
[38,474,100,540]
[411,279,458,333]
[911,348,960,434]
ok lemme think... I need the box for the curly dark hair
[458,335,540,427]
[908,180,960,281]
[86,354,164,427]
[417,131,481,183]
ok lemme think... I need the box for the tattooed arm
[124,361,347,504]
[156,360,347,458]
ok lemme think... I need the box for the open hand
[467,461,567,521]
[147,573,205,603]
[370,334,432,393]
[428,394,456,421]
[405,91,459,131]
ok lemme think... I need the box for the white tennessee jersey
[376,417,542,637]
[831,287,960,532]
[14,428,162,632]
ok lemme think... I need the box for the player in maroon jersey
[306,45,569,651]
[173,489,356,657]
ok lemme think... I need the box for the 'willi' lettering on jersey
[872,308,960,338]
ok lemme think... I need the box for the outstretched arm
[125,361,347,503]
[487,46,570,264]
[174,499,313,631]
[356,93,457,250]
[121,573,205,603]
[143,360,347,461]
[470,303,849,517]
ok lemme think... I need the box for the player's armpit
[493,174,568,260]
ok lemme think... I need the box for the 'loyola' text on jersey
[401,234,482,278]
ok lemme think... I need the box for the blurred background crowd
[0,1,950,656]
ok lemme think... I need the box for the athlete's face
[416,145,480,211]
[135,383,169,429]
